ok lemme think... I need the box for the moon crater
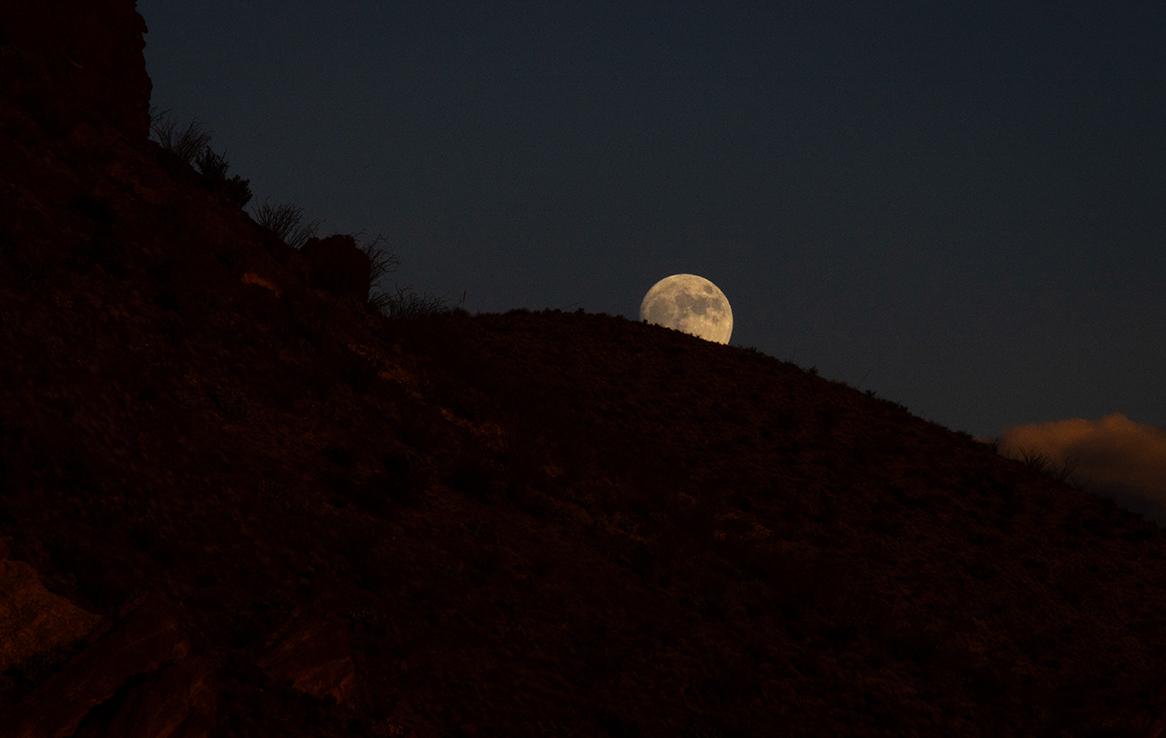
[639,274,733,344]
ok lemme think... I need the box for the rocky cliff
[3,2,1166,736]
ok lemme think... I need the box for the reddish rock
[240,269,283,298]
[0,0,151,138]
[1131,683,1166,738]
[0,540,104,675]
[257,613,356,707]
[1,596,193,738]
[87,656,218,738]
[298,234,372,301]
[377,696,442,738]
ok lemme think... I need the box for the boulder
[1,596,200,738]
[298,234,372,301]
[0,538,104,676]
[78,656,218,738]
[257,612,356,706]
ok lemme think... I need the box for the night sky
[137,1,1165,443]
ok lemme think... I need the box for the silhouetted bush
[195,147,252,208]
[151,111,458,320]
[356,233,399,284]
[149,108,211,165]
[148,110,252,207]
[251,198,321,249]
[357,239,469,319]
[372,285,465,319]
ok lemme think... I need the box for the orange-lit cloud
[990,414,1166,524]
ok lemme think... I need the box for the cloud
[991,413,1166,525]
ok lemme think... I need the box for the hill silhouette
[3,3,1166,737]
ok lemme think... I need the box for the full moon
[639,274,733,344]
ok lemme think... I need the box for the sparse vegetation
[372,286,464,319]
[1001,444,1092,489]
[149,110,459,319]
[193,147,252,208]
[149,108,252,208]
[355,232,399,285]
[348,232,467,319]
[251,198,322,249]
[148,108,211,165]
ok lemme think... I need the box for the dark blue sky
[139,1,1165,439]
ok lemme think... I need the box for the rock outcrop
[72,655,218,738]
[0,0,150,139]
[295,234,373,301]
[0,537,104,676]
[0,595,213,738]
[258,612,356,707]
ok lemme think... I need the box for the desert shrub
[340,233,460,319]
[357,233,400,284]
[150,111,464,318]
[148,111,252,207]
[194,147,252,208]
[251,198,321,249]
[1004,445,1085,486]
[149,108,212,165]
[371,285,464,319]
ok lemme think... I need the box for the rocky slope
[3,2,1166,736]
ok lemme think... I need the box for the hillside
[3,3,1166,736]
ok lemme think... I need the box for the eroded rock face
[258,613,356,707]
[297,234,372,301]
[0,596,211,738]
[73,656,219,738]
[0,537,104,675]
[0,0,151,139]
